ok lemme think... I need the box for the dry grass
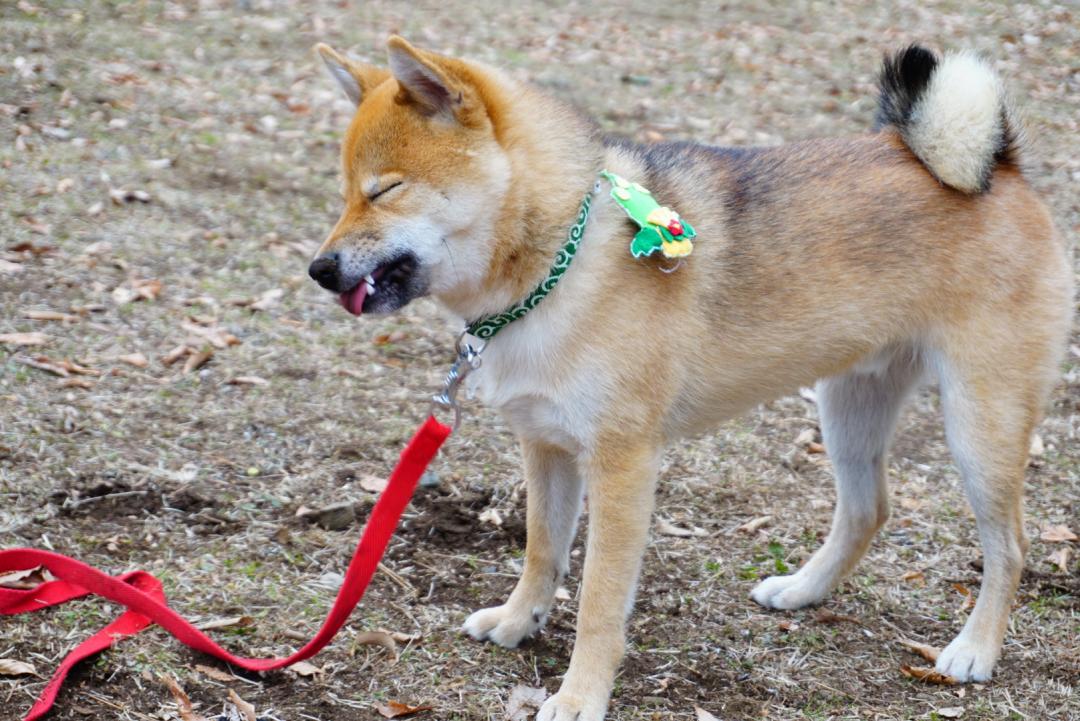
[1,1,1077,720]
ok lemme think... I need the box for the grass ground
[1,1,1077,720]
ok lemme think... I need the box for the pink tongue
[339,283,368,316]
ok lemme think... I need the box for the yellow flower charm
[661,238,694,258]
[646,206,678,227]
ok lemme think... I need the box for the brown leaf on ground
[195,615,253,631]
[376,700,433,718]
[1040,524,1078,543]
[161,675,207,721]
[733,515,772,534]
[656,517,708,537]
[1048,546,1072,573]
[58,377,94,389]
[900,569,926,586]
[17,355,70,377]
[0,331,49,346]
[382,629,422,644]
[813,609,861,625]
[228,689,257,721]
[0,565,55,589]
[952,583,976,612]
[898,638,941,663]
[0,658,37,676]
[117,352,148,368]
[694,707,722,721]
[288,660,324,677]
[161,344,191,366]
[182,321,240,349]
[777,620,799,632]
[227,375,269,386]
[24,310,79,322]
[182,347,213,374]
[900,665,957,685]
[355,630,399,658]
[193,664,234,682]
[506,685,547,721]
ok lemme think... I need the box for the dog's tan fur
[311,38,1073,720]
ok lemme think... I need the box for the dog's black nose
[308,253,340,291]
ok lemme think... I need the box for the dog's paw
[462,603,544,648]
[750,571,829,610]
[935,635,997,682]
[537,690,607,721]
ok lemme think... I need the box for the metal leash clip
[431,332,485,430]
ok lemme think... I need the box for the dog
[307,37,1073,720]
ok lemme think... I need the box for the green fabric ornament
[599,170,696,259]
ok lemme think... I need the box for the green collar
[465,187,594,341]
[465,170,696,342]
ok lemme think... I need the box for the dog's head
[309,37,512,318]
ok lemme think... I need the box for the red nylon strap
[0,415,452,721]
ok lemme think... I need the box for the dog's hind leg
[752,345,923,610]
[463,440,584,648]
[930,329,1058,682]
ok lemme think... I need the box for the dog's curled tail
[875,45,1020,194]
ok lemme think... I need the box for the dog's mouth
[339,252,420,316]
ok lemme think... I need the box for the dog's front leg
[538,437,660,721]
[464,440,584,647]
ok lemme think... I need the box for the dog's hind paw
[936,635,998,682]
[750,572,830,610]
[462,603,544,648]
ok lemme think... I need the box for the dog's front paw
[537,690,607,721]
[935,634,998,682]
[462,603,544,648]
[750,571,829,610]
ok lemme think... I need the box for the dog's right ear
[315,43,389,106]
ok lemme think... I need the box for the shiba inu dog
[308,37,1073,720]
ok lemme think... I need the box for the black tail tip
[875,44,938,130]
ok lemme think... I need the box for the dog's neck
[437,71,604,324]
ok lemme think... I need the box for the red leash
[0,415,452,721]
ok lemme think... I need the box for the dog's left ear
[386,36,485,126]
[315,43,390,106]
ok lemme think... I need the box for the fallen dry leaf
[182,347,213,374]
[479,507,504,527]
[734,515,772,534]
[58,377,94,389]
[227,375,269,387]
[117,352,148,368]
[182,321,240,349]
[1040,524,1078,543]
[694,707,721,721]
[376,700,433,719]
[161,345,191,366]
[24,310,78,322]
[288,660,324,677]
[937,706,965,718]
[900,664,957,685]
[228,689,257,721]
[813,609,861,625]
[898,638,941,663]
[0,658,37,676]
[382,628,422,644]
[195,615,253,632]
[1048,546,1072,573]
[952,583,976,612]
[161,675,207,721]
[193,664,234,682]
[355,630,398,658]
[900,569,926,586]
[656,517,707,537]
[17,355,69,377]
[506,685,547,721]
[0,331,48,346]
[0,565,55,589]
